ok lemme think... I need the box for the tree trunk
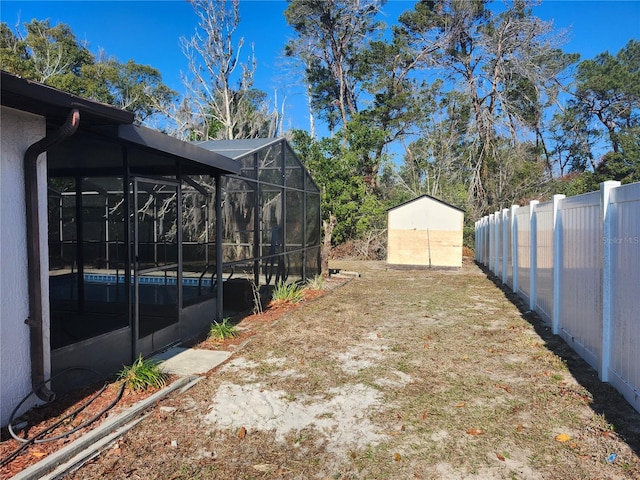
[321,213,337,278]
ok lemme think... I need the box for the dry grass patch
[61,261,640,480]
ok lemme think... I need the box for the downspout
[24,108,80,402]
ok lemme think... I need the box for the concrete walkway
[152,346,232,376]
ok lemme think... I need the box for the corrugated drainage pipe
[24,108,80,402]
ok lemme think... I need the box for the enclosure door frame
[132,176,182,357]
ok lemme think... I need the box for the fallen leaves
[555,433,571,443]
[394,452,402,462]
[495,384,512,394]
[466,428,484,436]
[237,426,247,439]
[496,452,506,461]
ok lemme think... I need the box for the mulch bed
[0,379,171,478]
[0,283,340,479]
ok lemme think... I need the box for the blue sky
[2,0,639,133]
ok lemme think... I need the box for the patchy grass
[65,261,640,480]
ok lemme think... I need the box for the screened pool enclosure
[47,135,320,377]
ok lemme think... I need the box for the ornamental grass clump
[208,317,238,340]
[271,281,305,305]
[117,354,168,392]
[305,274,325,291]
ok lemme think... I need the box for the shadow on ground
[477,262,640,459]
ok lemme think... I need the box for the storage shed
[387,195,464,268]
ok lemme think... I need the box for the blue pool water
[50,274,215,304]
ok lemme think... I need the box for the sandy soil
[3,261,640,479]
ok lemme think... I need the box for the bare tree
[180,0,278,140]
[399,0,577,215]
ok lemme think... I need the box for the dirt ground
[4,260,640,479]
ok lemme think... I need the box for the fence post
[551,194,565,335]
[511,205,520,294]
[529,200,539,312]
[479,219,483,264]
[600,180,621,382]
[489,213,495,272]
[502,208,509,284]
[474,221,478,262]
[484,216,489,265]
[480,218,486,265]
[494,211,501,274]
[478,217,485,265]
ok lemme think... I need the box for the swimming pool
[50,273,216,304]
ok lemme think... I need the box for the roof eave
[1,70,134,126]
[115,124,241,175]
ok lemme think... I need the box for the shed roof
[388,194,465,214]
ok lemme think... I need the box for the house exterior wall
[387,196,464,268]
[1,106,50,426]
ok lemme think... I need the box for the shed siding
[387,196,463,268]
[388,197,462,231]
[1,106,50,426]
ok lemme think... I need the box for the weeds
[208,317,238,340]
[249,278,263,315]
[306,274,325,291]
[117,354,168,391]
[271,281,304,304]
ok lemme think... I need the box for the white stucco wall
[388,196,463,231]
[1,106,50,427]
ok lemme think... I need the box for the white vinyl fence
[475,181,640,414]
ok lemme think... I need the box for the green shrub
[272,281,305,304]
[208,317,237,340]
[117,354,168,391]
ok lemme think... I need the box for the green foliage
[595,126,640,184]
[550,172,600,197]
[271,281,305,304]
[553,39,640,168]
[0,18,176,123]
[5,5,638,254]
[117,354,168,392]
[208,318,238,340]
[291,129,388,245]
[550,124,640,196]
[284,0,384,131]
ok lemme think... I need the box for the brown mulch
[0,283,341,479]
[0,380,171,479]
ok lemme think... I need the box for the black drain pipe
[24,108,80,402]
